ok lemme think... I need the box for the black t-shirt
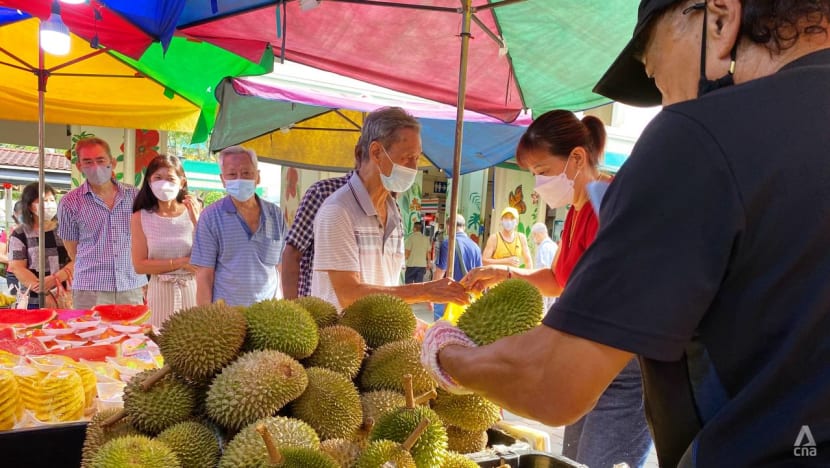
[547,49,830,467]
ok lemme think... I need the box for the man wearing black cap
[423,1,830,466]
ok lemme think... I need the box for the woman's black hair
[132,154,188,213]
[20,182,56,227]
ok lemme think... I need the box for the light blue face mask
[225,178,256,202]
[83,165,112,186]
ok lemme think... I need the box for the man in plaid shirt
[281,171,353,298]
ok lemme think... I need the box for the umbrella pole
[445,0,473,281]
[37,40,47,308]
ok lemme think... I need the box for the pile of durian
[82,279,543,468]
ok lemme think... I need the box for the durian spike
[256,423,284,465]
[403,374,414,409]
[413,388,437,405]
[100,408,126,428]
[140,365,171,391]
[401,418,430,452]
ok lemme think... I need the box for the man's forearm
[280,244,303,299]
[195,269,214,306]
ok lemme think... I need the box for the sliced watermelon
[93,304,151,324]
[0,337,47,356]
[49,344,119,362]
[0,309,57,328]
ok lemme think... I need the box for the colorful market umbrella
[0,8,273,141]
[211,62,528,174]
[180,0,637,274]
[0,1,272,297]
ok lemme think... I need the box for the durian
[207,350,308,431]
[293,296,339,328]
[340,294,416,348]
[158,302,247,382]
[157,421,220,468]
[431,389,501,431]
[243,299,319,359]
[371,407,448,467]
[457,279,543,346]
[441,451,480,467]
[90,435,181,468]
[360,390,406,427]
[320,438,362,468]
[123,369,197,434]
[446,426,488,454]
[359,417,432,468]
[81,408,140,468]
[220,415,321,468]
[304,325,366,379]
[360,339,434,395]
[291,367,363,440]
[221,422,336,468]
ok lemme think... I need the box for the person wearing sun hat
[481,206,532,270]
[421,1,830,466]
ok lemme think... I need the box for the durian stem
[100,408,126,428]
[362,417,375,433]
[256,424,283,464]
[413,388,437,405]
[140,365,171,391]
[403,374,414,409]
[497,458,510,468]
[401,418,430,452]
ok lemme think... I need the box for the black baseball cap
[593,0,683,107]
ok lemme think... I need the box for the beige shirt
[405,231,430,268]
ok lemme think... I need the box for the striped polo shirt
[311,173,404,311]
[57,180,148,292]
[191,195,285,306]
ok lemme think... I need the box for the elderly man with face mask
[422,1,830,466]
[191,145,285,307]
[311,107,468,312]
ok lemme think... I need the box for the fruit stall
[0,284,583,467]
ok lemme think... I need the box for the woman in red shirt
[462,109,652,468]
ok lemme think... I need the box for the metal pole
[445,0,473,280]
[37,44,47,307]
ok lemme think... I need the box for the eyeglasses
[78,156,111,167]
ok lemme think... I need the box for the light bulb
[40,12,71,55]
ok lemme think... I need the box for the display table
[0,421,85,468]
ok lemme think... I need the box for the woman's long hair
[20,182,56,228]
[133,154,188,213]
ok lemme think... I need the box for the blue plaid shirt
[191,195,285,306]
[285,172,352,297]
[57,180,148,292]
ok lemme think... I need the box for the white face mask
[32,201,58,220]
[534,157,579,209]
[225,178,256,202]
[150,180,180,202]
[501,219,516,231]
[83,165,112,186]
[379,145,418,193]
